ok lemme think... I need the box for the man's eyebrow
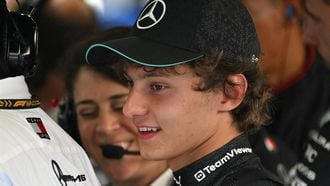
[141,71,170,78]
[138,66,177,79]
[125,68,171,80]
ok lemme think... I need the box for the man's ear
[218,74,248,111]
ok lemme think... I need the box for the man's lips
[138,127,161,132]
[137,127,161,140]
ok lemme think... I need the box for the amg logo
[61,175,86,182]
[51,160,87,186]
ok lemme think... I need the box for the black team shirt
[171,134,283,186]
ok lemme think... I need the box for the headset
[57,96,140,158]
[0,0,38,79]
[57,96,81,145]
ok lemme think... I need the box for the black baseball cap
[85,0,260,67]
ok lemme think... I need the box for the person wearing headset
[58,27,172,186]
[85,0,283,185]
[0,0,100,185]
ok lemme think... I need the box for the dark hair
[60,27,132,95]
[190,52,272,133]
[116,51,272,134]
[324,0,330,5]
[57,27,132,145]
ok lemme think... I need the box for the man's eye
[151,84,165,91]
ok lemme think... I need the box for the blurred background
[85,0,148,30]
[5,0,148,120]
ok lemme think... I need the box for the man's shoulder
[0,108,84,162]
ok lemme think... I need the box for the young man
[0,1,100,185]
[85,0,282,185]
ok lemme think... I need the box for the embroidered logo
[51,160,87,185]
[27,117,50,139]
[136,0,166,29]
[0,99,40,109]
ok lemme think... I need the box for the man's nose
[123,89,148,119]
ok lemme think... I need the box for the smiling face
[123,65,241,170]
[73,66,167,185]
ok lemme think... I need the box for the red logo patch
[27,117,50,139]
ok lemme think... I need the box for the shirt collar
[0,76,31,99]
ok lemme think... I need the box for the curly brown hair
[190,52,273,134]
[115,50,273,134]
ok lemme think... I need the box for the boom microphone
[101,144,140,159]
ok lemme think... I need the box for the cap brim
[85,36,204,67]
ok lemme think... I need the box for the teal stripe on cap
[85,43,203,67]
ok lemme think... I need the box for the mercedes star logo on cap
[136,0,166,30]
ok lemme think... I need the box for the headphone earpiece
[57,96,82,145]
[6,12,38,77]
[0,7,8,70]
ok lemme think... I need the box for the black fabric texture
[171,134,283,186]
[268,52,330,156]
[86,0,260,66]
